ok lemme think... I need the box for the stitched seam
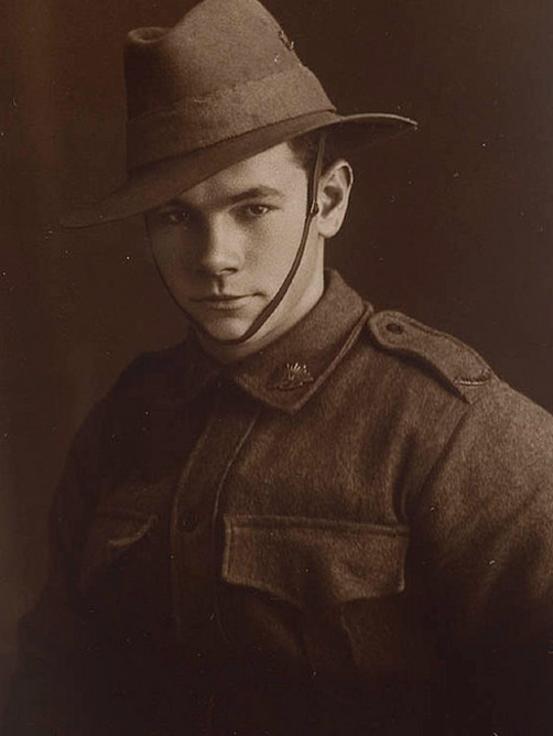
[227,515,409,536]
[293,306,372,410]
[213,405,263,643]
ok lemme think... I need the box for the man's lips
[191,293,256,310]
[192,294,251,302]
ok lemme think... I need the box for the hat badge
[278,29,295,51]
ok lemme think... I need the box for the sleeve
[3,389,122,735]
[410,380,553,734]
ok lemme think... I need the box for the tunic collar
[181,270,372,414]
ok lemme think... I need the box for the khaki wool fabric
[5,271,553,735]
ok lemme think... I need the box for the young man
[5,1,553,734]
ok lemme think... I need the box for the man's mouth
[194,293,249,301]
[192,294,254,310]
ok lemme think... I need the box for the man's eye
[240,204,273,218]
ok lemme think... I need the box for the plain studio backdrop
[2,0,553,706]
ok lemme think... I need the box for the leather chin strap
[201,130,328,346]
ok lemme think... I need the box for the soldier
[5,0,553,734]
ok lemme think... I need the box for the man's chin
[192,315,255,344]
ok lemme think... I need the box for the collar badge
[270,362,314,391]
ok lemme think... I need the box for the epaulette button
[385,321,404,335]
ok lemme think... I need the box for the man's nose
[194,217,243,275]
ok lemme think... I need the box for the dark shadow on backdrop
[2,0,553,705]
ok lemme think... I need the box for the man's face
[145,143,325,353]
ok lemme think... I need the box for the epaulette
[367,310,494,404]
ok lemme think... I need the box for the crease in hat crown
[62,0,417,227]
[124,0,335,170]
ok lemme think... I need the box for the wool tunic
[5,271,553,735]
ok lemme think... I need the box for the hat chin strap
[197,130,328,346]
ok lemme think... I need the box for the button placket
[169,387,260,641]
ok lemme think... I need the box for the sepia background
[2,0,553,705]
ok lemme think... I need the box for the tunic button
[180,511,200,532]
[385,321,404,335]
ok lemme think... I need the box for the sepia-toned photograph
[2,1,553,733]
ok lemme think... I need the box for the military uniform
[5,270,553,735]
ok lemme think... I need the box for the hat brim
[61,111,417,228]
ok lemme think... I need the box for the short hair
[287,129,342,175]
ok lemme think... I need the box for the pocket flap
[222,515,409,610]
[79,509,156,592]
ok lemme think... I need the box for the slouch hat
[63,0,417,227]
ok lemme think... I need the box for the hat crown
[125,0,310,119]
[123,0,335,171]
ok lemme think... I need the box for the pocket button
[180,511,200,532]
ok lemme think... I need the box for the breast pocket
[219,514,409,685]
[77,505,175,642]
[79,508,157,595]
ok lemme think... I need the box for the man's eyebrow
[226,186,285,204]
[162,186,285,210]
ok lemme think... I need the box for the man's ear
[315,159,354,239]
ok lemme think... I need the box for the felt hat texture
[63,0,417,227]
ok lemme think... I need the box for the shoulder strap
[368,310,494,403]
